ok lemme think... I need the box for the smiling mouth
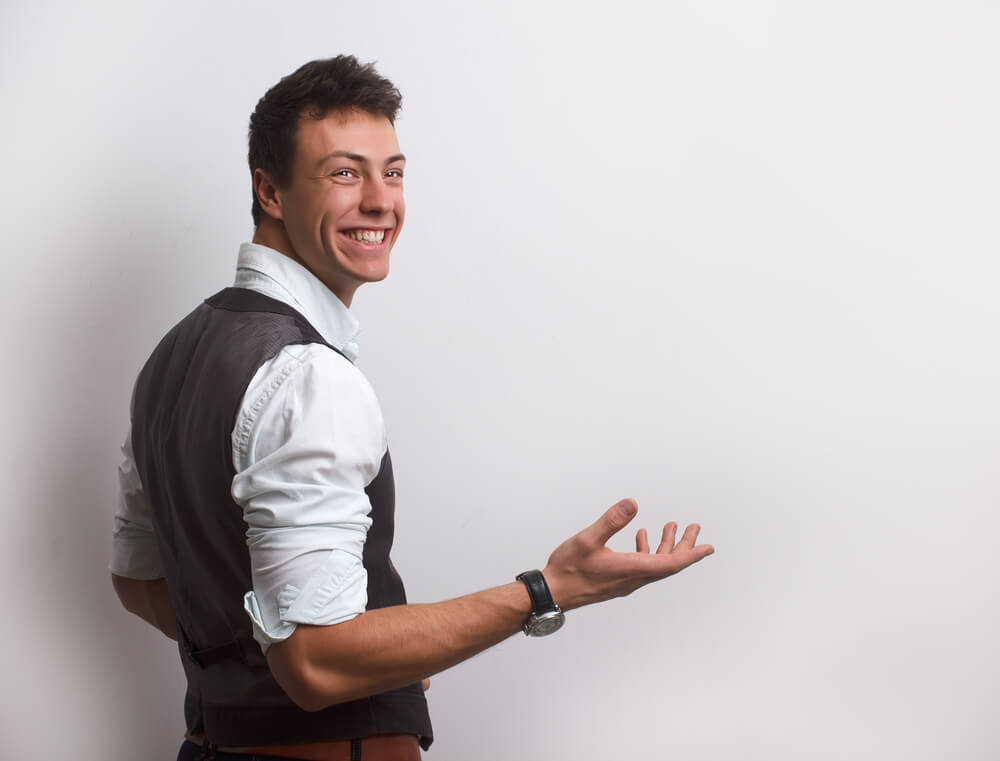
[343,228,387,244]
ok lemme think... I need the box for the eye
[330,168,356,178]
[386,168,404,180]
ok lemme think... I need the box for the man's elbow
[266,627,359,711]
[111,574,178,639]
[111,572,146,615]
[267,633,334,711]
[290,688,332,713]
[273,661,329,713]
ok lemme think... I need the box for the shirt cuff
[243,548,368,652]
[109,515,165,580]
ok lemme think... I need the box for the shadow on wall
[24,194,207,758]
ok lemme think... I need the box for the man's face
[276,109,405,304]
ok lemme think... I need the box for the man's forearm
[111,574,179,640]
[268,500,714,712]
[267,581,531,710]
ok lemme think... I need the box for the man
[111,55,715,761]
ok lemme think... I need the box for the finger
[656,522,677,554]
[684,543,715,565]
[661,542,715,574]
[579,499,638,547]
[635,528,649,553]
[421,678,431,691]
[677,523,701,549]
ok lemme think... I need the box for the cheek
[320,191,358,230]
[283,189,322,234]
[308,206,342,244]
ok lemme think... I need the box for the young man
[110,56,714,761]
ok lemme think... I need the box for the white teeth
[347,229,385,242]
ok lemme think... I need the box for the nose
[360,176,393,215]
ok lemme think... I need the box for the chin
[359,259,392,283]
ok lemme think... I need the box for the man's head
[248,56,401,226]
[248,56,405,305]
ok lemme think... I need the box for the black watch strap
[516,570,557,615]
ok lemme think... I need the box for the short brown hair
[247,55,402,226]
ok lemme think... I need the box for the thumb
[582,499,638,546]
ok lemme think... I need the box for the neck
[252,218,296,262]
[252,219,357,308]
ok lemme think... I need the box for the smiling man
[110,56,714,761]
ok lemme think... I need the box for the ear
[253,168,285,221]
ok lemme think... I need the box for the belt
[186,733,421,761]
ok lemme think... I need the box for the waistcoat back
[130,287,432,748]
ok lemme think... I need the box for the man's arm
[267,499,713,711]
[111,421,176,639]
[111,574,179,640]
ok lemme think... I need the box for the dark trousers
[177,739,312,761]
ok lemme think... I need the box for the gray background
[2,0,998,758]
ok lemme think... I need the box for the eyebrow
[317,150,406,168]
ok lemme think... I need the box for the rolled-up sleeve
[232,343,385,651]
[110,427,165,580]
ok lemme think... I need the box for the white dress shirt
[111,243,385,650]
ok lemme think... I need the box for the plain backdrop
[2,1,998,759]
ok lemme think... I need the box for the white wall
[2,1,998,758]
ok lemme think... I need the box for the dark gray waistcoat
[130,287,432,748]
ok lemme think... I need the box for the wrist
[540,566,575,612]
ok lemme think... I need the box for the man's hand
[543,499,714,611]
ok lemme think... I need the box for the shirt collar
[233,242,361,362]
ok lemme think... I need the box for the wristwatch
[516,570,565,636]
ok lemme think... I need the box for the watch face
[530,610,565,636]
